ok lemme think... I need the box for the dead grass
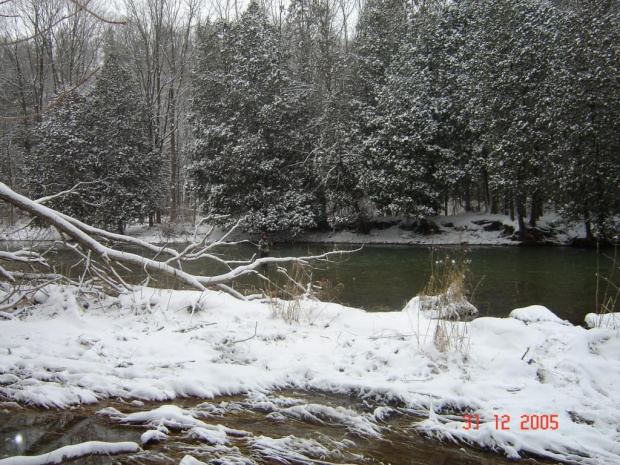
[419,248,475,354]
[261,262,342,324]
[595,244,620,330]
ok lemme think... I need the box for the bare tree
[119,0,204,224]
[0,0,112,211]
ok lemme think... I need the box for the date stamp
[462,414,559,431]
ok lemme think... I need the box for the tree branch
[67,0,127,25]
[0,182,360,299]
[0,68,99,122]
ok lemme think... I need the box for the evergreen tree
[284,0,366,229]
[369,4,475,217]
[354,0,408,107]
[459,0,560,234]
[187,2,317,234]
[550,0,620,240]
[26,53,162,233]
[353,0,412,217]
[367,39,444,217]
[25,93,93,219]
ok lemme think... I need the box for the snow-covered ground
[0,211,582,246]
[1,285,619,464]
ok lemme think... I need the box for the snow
[404,291,479,319]
[584,312,620,330]
[0,441,140,465]
[509,305,571,325]
[180,456,208,465]
[140,429,168,445]
[250,435,349,463]
[1,284,619,464]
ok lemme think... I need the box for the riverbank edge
[1,211,590,247]
[92,211,591,248]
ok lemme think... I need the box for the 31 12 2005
[462,414,559,431]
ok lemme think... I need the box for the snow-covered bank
[126,212,577,246]
[1,212,580,246]
[1,286,619,464]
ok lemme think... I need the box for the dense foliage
[186,0,619,239]
[2,0,619,240]
[187,3,318,234]
[25,54,163,233]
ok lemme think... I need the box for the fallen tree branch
[0,183,360,300]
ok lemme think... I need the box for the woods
[1,0,619,240]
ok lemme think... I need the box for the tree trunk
[464,176,472,212]
[169,85,178,222]
[528,195,538,228]
[481,168,494,213]
[584,211,593,242]
[516,198,527,240]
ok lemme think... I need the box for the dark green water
[192,243,611,326]
[19,242,613,326]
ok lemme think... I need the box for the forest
[1,0,619,240]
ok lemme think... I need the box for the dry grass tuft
[261,262,343,324]
[595,245,620,330]
[419,248,476,353]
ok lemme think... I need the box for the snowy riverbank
[128,212,581,246]
[0,212,582,246]
[1,285,619,464]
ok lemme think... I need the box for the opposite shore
[0,211,599,247]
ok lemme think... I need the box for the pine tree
[459,0,560,234]
[354,0,408,107]
[25,93,93,219]
[284,0,365,229]
[353,0,413,217]
[368,4,476,218]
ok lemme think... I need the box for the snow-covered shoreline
[128,212,580,247]
[1,285,619,464]
[0,212,583,247]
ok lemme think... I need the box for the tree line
[1,0,618,240]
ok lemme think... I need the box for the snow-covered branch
[0,250,49,267]
[0,182,358,300]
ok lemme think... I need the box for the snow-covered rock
[509,305,570,325]
[585,312,620,329]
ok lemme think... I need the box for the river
[181,243,611,326]
[32,242,613,326]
